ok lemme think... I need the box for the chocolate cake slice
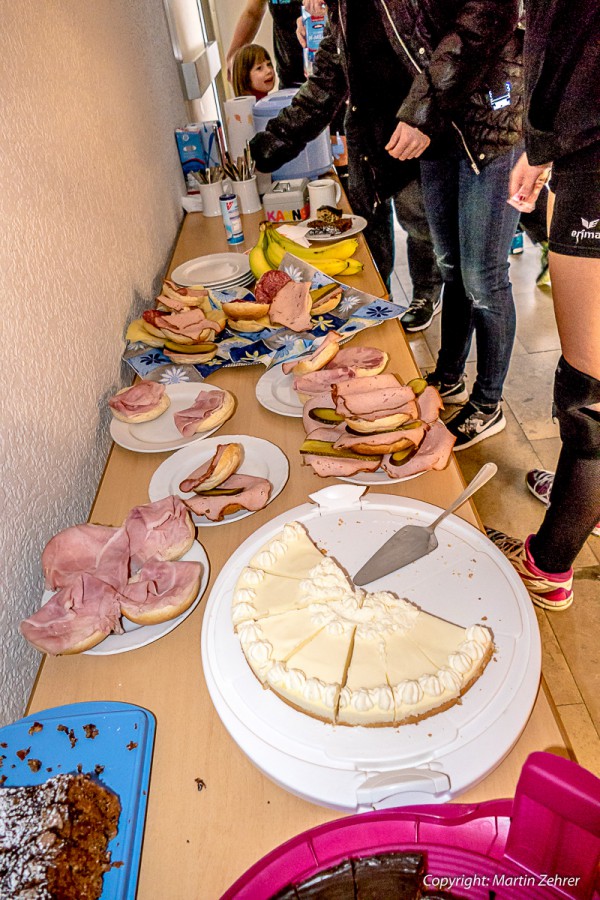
[0,772,121,899]
[352,852,424,898]
[295,859,355,898]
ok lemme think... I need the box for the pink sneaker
[526,469,600,537]
[485,527,574,610]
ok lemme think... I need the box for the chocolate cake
[0,772,121,899]
[269,852,466,899]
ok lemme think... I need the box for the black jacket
[524,0,600,165]
[251,0,523,216]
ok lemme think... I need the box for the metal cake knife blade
[354,463,497,585]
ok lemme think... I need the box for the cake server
[354,462,497,584]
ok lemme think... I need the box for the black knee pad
[553,356,600,458]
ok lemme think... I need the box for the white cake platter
[201,485,541,811]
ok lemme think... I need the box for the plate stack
[171,253,253,290]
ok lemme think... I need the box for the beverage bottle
[219,192,244,245]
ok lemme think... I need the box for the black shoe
[425,372,469,404]
[400,296,442,332]
[448,401,506,450]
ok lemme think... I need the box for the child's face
[249,57,275,95]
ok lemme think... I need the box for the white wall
[0,0,189,725]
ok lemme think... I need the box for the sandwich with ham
[109,381,170,424]
[177,442,272,522]
[174,389,235,437]
[119,558,203,625]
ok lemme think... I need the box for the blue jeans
[420,148,522,409]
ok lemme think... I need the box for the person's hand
[385,122,430,160]
[296,16,307,48]
[303,0,326,14]
[508,152,551,212]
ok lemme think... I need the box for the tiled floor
[393,224,600,775]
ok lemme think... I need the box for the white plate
[306,215,368,243]
[109,383,228,454]
[148,435,289,527]
[171,253,250,287]
[255,364,303,418]
[202,488,540,810]
[41,541,209,656]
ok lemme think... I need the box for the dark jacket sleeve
[395,0,519,134]
[249,28,348,173]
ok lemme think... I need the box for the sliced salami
[254,270,292,304]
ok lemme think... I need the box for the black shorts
[549,144,600,259]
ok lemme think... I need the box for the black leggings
[530,357,600,572]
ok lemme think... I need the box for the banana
[249,224,273,280]
[341,258,364,276]
[312,258,349,277]
[264,235,287,268]
[268,224,358,261]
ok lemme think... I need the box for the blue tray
[0,701,156,899]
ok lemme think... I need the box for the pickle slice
[198,486,244,497]
[309,284,341,304]
[307,407,344,424]
[390,445,418,465]
[401,419,424,430]
[300,439,381,462]
[408,377,428,395]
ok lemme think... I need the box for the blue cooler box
[253,89,332,181]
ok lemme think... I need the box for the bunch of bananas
[249,223,364,280]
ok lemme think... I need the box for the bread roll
[222,300,270,321]
[227,316,272,333]
[194,443,243,492]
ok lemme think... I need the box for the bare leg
[549,252,600,380]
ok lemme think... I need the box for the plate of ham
[109,383,232,453]
[148,436,289,526]
[21,496,210,656]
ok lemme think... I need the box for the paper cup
[308,178,342,218]
[232,176,262,214]
[198,180,224,217]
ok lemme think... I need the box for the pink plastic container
[223,753,600,900]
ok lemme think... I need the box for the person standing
[249,3,443,319]
[381,0,524,449]
[486,0,600,609]
[227,0,304,89]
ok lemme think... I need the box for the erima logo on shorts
[572,218,600,243]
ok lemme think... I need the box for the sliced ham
[120,558,203,623]
[304,423,347,442]
[332,373,402,398]
[183,474,271,522]
[326,345,387,373]
[347,398,419,423]
[294,367,355,397]
[42,524,130,592]
[20,574,124,656]
[269,280,312,332]
[302,392,336,434]
[125,496,194,571]
[156,294,187,312]
[417,385,444,424]
[333,424,427,452]
[336,386,417,417]
[143,308,223,341]
[179,444,229,493]
[282,331,341,375]
[174,390,225,437]
[108,381,166,419]
[381,421,456,479]
[304,455,381,478]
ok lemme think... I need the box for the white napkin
[277,223,312,248]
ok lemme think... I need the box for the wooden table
[27,211,568,900]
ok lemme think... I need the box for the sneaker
[400,296,442,333]
[425,372,469,404]
[447,401,506,450]
[485,527,574,610]
[536,242,551,287]
[526,468,600,536]
[510,230,524,255]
